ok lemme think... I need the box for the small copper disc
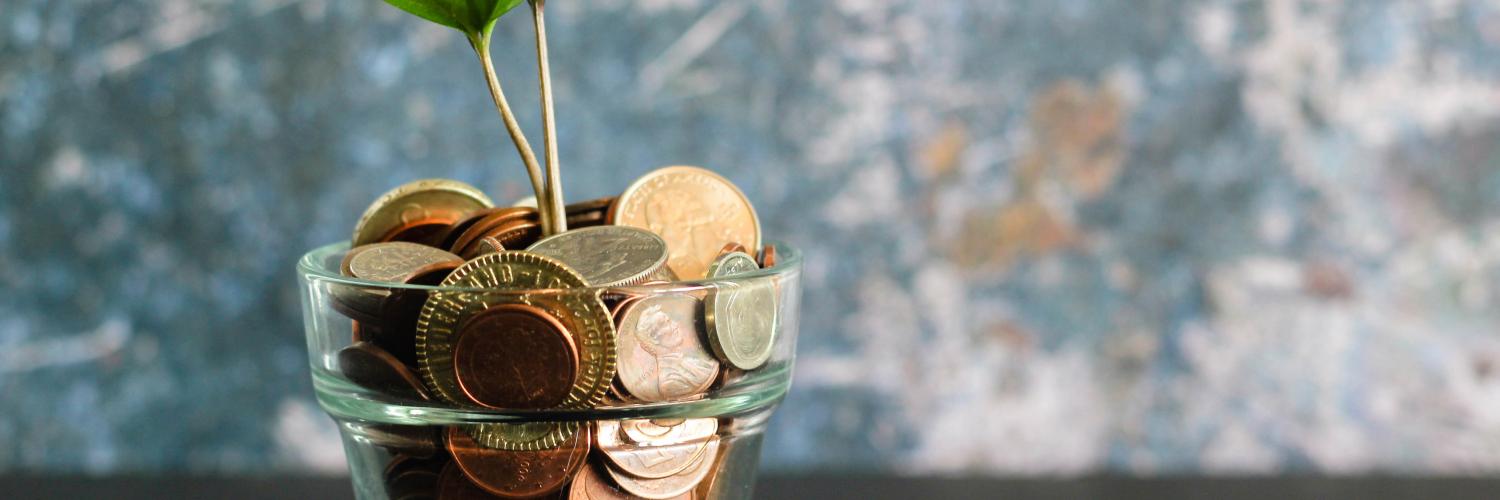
[758,244,777,269]
[338,341,429,401]
[717,243,748,258]
[452,304,579,409]
[446,424,591,499]
[379,218,455,246]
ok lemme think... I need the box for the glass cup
[297,242,801,499]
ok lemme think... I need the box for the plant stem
[531,0,565,235]
[469,34,553,234]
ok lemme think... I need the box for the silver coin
[704,252,776,370]
[526,226,669,287]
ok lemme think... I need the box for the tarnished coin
[475,236,505,255]
[566,196,616,229]
[353,179,494,247]
[527,226,669,287]
[437,207,507,251]
[416,251,615,449]
[373,260,462,366]
[458,220,542,259]
[704,252,776,370]
[569,461,646,500]
[620,418,718,448]
[758,244,776,269]
[611,166,760,280]
[718,243,747,258]
[452,303,579,409]
[605,435,719,500]
[596,419,711,480]
[613,294,719,402]
[446,424,590,499]
[338,341,429,401]
[343,242,464,284]
[448,208,536,256]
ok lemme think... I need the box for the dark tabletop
[5,475,1499,499]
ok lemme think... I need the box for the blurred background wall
[3,0,1500,475]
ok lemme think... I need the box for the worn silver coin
[526,226,669,287]
[704,252,776,370]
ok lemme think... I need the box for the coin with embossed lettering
[596,419,711,480]
[611,166,760,280]
[446,425,590,499]
[353,179,494,247]
[527,226,668,287]
[416,251,614,449]
[704,252,776,370]
[613,294,718,402]
[605,435,718,500]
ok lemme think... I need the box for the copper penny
[380,217,454,246]
[612,295,719,402]
[569,461,690,500]
[612,166,760,280]
[757,245,776,269]
[373,260,462,366]
[605,435,718,500]
[436,207,507,251]
[595,419,710,479]
[717,243,747,258]
[452,304,579,409]
[338,341,429,401]
[449,208,537,256]
[476,236,506,255]
[460,220,542,259]
[446,425,590,499]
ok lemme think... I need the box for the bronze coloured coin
[458,219,541,259]
[604,435,718,500]
[758,244,776,269]
[565,196,616,229]
[526,226,669,287]
[448,208,536,256]
[338,341,430,401]
[446,424,590,499]
[612,166,761,280]
[353,179,494,247]
[619,418,717,448]
[612,294,719,402]
[436,207,506,250]
[704,252,776,370]
[568,461,644,500]
[416,252,615,448]
[379,218,453,246]
[595,419,711,480]
[717,243,747,258]
[452,303,579,409]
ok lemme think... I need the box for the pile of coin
[331,165,782,499]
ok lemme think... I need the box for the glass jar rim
[297,240,801,293]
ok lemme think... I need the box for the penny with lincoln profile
[452,303,579,409]
[613,294,719,402]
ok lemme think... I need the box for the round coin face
[595,419,711,480]
[446,425,590,499]
[703,252,777,370]
[613,295,719,402]
[415,251,615,449]
[353,179,494,247]
[612,166,760,280]
[452,304,579,409]
[569,462,648,500]
[605,435,719,500]
[343,242,464,283]
[527,226,669,287]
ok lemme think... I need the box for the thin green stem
[531,0,565,235]
[469,33,552,232]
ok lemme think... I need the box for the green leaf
[382,0,525,37]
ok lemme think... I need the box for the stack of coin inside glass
[332,165,780,499]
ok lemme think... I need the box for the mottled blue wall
[3,0,1500,475]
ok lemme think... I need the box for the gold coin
[352,179,494,247]
[612,166,760,280]
[415,251,615,449]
